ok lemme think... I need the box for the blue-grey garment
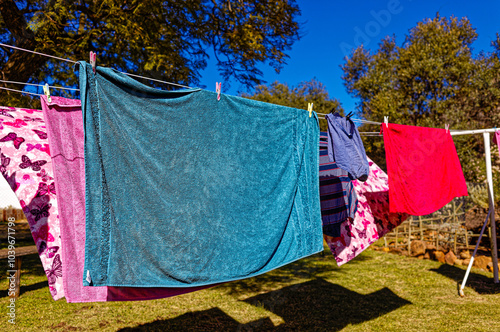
[78,62,322,287]
[326,113,369,182]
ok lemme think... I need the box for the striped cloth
[319,133,358,237]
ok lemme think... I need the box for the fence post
[419,216,423,240]
[395,226,398,248]
[408,218,412,252]
[454,228,458,253]
[453,200,457,224]
[436,227,439,249]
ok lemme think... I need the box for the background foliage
[241,78,344,131]
[245,15,500,204]
[0,0,302,107]
[341,14,500,203]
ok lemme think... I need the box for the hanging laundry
[324,157,409,265]
[0,106,64,300]
[319,133,358,237]
[40,96,214,302]
[382,123,468,215]
[78,62,322,288]
[326,112,369,181]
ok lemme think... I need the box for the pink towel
[382,123,468,216]
[494,130,500,158]
[0,106,64,300]
[40,96,214,302]
[324,157,408,265]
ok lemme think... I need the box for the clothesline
[0,42,381,126]
[0,86,43,97]
[0,42,190,89]
[0,79,79,91]
[450,128,498,136]
[2,77,497,134]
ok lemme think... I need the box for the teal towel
[78,62,322,287]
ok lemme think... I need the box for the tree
[241,78,345,131]
[341,14,500,183]
[0,0,302,107]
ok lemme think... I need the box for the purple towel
[41,96,214,302]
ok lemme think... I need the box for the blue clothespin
[308,103,313,118]
[43,83,51,103]
[90,51,97,73]
[216,82,221,101]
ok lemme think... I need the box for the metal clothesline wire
[0,42,382,124]
[0,42,191,89]
[317,114,381,124]
[0,86,43,97]
[0,80,79,91]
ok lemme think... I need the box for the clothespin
[216,82,221,101]
[445,124,450,133]
[89,51,97,73]
[384,116,389,128]
[346,111,353,120]
[43,83,51,103]
[308,103,313,118]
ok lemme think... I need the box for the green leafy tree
[241,78,344,131]
[0,0,302,107]
[341,14,500,189]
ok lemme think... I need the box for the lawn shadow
[243,278,411,331]
[117,307,275,331]
[0,280,47,298]
[216,250,372,297]
[430,264,500,295]
[119,278,411,331]
[1,253,47,298]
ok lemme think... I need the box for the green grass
[1,246,500,331]
[0,237,35,250]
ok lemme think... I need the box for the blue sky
[199,0,500,115]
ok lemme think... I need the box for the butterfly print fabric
[0,132,25,149]
[324,157,409,266]
[0,106,64,300]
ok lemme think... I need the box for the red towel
[382,123,468,215]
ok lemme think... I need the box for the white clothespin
[43,83,51,103]
[308,103,313,118]
[90,51,97,73]
[216,82,221,101]
[384,116,389,128]
[445,124,450,133]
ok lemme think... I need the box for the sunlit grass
[1,246,499,331]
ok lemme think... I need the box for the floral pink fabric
[324,157,409,266]
[0,106,64,300]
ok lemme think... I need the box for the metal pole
[460,210,491,296]
[483,132,499,283]
[451,128,498,136]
